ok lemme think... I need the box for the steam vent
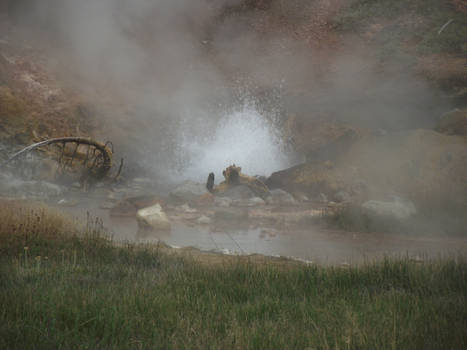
[1,1,466,348]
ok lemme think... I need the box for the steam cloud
[8,0,448,183]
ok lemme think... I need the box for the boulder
[110,195,163,217]
[170,181,208,203]
[196,215,212,225]
[362,197,416,220]
[265,130,467,214]
[136,204,171,231]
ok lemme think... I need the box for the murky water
[58,202,467,265]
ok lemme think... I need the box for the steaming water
[175,105,291,182]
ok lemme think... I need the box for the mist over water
[174,104,293,182]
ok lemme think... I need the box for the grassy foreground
[0,201,466,349]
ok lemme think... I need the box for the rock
[230,196,266,207]
[57,198,78,207]
[265,129,467,217]
[170,181,208,203]
[334,191,351,203]
[266,189,297,205]
[136,204,171,231]
[362,197,416,220]
[248,197,266,206]
[196,215,212,225]
[214,196,232,207]
[110,200,137,217]
[177,203,197,213]
[212,165,270,199]
[214,207,248,221]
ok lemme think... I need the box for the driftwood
[3,137,121,184]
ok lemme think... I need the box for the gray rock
[266,189,297,205]
[170,181,207,203]
[362,197,416,220]
[136,204,171,231]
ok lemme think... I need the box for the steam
[6,0,449,182]
[175,104,292,182]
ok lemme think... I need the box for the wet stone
[136,203,171,231]
[196,215,212,225]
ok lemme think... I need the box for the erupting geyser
[176,105,292,182]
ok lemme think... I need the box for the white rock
[136,204,171,231]
[196,215,212,225]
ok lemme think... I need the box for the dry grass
[0,200,466,349]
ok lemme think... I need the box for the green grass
[1,201,466,349]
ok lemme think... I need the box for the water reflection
[58,204,467,265]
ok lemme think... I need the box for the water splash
[175,105,291,182]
